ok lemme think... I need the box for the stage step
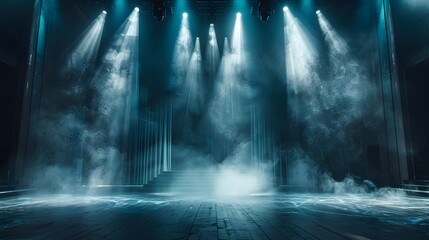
[142,171,217,194]
[400,180,429,197]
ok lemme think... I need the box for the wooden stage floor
[0,192,428,239]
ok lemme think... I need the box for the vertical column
[376,0,408,185]
[15,0,45,184]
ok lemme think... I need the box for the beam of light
[64,11,106,77]
[209,11,249,145]
[184,37,203,114]
[283,8,317,93]
[317,11,348,56]
[85,10,139,186]
[126,9,139,36]
[205,23,220,81]
[231,12,244,68]
[209,37,236,139]
[171,11,192,90]
[209,29,247,142]
[281,8,379,172]
[28,12,107,192]
[315,11,372,123]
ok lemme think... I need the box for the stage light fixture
[134,7,139,12]
[236,12,241,17]
[102,10,107,14]
[251,1,272,21]
[183,12,188,18]
[210,23,214,27]
[153,0,166,21]
[316,10,321,15]
[283,6,288,12]
[166,1,173,16]
[250,1,258,16]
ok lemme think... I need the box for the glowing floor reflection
[0,193,428,239]
[272,193,429,225]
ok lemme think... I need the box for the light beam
[283,8,317,92]
[231,12,244,67]
[171,10,192,89]
[64,11,106,75]
[84,9,139,186]
[205,23,220,81]
[317,11,349,56]
[184,37,203,114]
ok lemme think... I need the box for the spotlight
[134,7,139,12]
[183,12,188,18]
[283,6,288,12]
[236,12,241,17]
[316,10,321,15]
[210,23,214,27]
[196,37,199,40]
[102,10,107,14]
[153,0,166,21]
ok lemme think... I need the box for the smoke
[76,10,138,186]
[29,112,85,192]
[285,148,319,189]
[320,173,376,194]
[284,145,407,198]
[209,39,253,141]
[171,144,214,170]
[170,15,192,90]
[282,9,383,182]
[28,3,390,196]
[169,141,275,196]
[285,148,404,196]
[85,16,138,186]
[215,142,274,196]
[27,10,139,191]
[31,165,79,193]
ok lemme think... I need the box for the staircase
[143,171,217,194]
[400,180,429,197]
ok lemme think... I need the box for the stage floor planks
[0,192,428,239]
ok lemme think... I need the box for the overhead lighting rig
[152,0,173,21]
[251,0,273,22]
